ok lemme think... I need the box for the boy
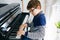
[27,0,46,40]
[17,0,46,40]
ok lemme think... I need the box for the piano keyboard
[9,13,29,40]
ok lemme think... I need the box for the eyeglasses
[29,8,35,13]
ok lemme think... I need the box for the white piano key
[16,35,21,39]
[6,27,11,31]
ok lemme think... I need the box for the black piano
[0,3,30,40]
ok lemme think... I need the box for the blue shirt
[33,11,46,27]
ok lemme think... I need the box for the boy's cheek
[33,9,40,14]
[33,9,38,14]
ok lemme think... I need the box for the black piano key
[10,29,18,36]
[10,33,17,36]
[9,36,17,39]
[12,29,18,32]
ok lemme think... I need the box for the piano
[0,3,30,40]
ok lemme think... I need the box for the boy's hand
[17,24,27,36]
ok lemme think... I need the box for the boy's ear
[37,6,41,9]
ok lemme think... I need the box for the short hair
[27,0,41,10]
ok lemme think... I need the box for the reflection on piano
[0,3,30,40]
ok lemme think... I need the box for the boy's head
[27,0,41,16]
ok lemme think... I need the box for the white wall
[44,0,60,40]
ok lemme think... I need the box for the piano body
[0,3,29,40]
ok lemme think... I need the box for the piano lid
[0,3,20,19]
[0,3,8,8]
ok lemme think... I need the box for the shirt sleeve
[27,26,45,39]
[39,14,46,26]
